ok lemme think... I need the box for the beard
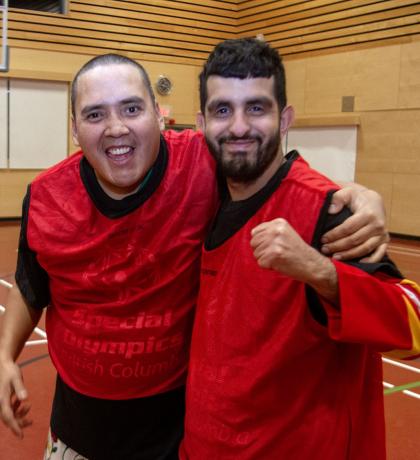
[205,131,281,184]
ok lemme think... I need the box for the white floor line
[0,304,47,339]
[26,339,48,346]
[383,381,420,400]
[382,357,420,374]
[0,279,13,289]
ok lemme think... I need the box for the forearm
[300,250,339,306]
[0,285,42,363]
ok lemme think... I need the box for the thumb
[329,188,351,214]
[12,375,28,401]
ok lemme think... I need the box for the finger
[328,188,351,214]
[15,408,32,430]
[321,223,379,255]
[251,222,271,237]
[359,242,388,263]
[250,233,264,249]
[11,377,28,402]
[254,253,271,269]
[329,236,386,261]
[252,242,268,262]
[18,418,32,429]
[0,399,23,438]
[13,399,30,418]
[251,218,287,237]
[321,210,377,246]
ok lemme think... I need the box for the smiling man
[180,38,420,460]
[0,53,394,460]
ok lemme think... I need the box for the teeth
[107,147,131,155]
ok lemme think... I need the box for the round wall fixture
[156,75,173,95]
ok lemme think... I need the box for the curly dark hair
[199,38,287,113]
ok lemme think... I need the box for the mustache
[218,135,262,145]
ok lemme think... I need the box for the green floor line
[384,381,420,395]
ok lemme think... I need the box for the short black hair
[71,53,156,117]
[199,38,287,113]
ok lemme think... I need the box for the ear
[71,116,80,147]
[280,105,295,137]
[196,111,205,131]
[155,103,165,130]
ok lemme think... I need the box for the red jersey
[180,155,420,460]
[25,130,218,399]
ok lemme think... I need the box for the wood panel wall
[7,1,420,62]
[7,0,236,65]
[285,37,420,237]
[237,0,420,57]
[1,1,420,236]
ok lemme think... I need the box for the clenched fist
[250,218,339,304]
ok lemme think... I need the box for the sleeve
[308,190,420,360]
[15,185,51,309]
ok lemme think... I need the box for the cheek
[205,123,223,140]
[76,128,101,147]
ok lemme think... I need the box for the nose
[105,112,130,137]
[229,111,251,138]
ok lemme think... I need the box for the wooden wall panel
[302,45,401,114]
[7,0,236,66]
[281,36,420,237]
[355,108,420,236]
[0,171,40,218]
[283,59,306,115]
[355,171,394,226]
[391,174,420,235]
[6,1,420,64]
[237,0,420,57]
[398,39,420,108]
[2,1,420,233]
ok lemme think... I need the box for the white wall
[0,79,7,168]
[284,126,358,183]
[5,79,68,169]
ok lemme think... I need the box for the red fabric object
[180,156,416,460]
[26,130,218,399]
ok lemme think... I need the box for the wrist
[305,253,338,305]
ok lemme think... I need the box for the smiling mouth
[105,146,133,162]
[222,139,258,153]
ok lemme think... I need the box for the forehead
[75,63,150,109]
[205,75,276,107]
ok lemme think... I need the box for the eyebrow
[206,96,274,112]
[206,99,229,113]
[80,97,145,116]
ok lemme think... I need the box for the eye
[124,104,142,116]
[248,105,264,115]
[85,111,103,121]
[214,106,230,117]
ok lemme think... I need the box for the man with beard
[180,38,420,460]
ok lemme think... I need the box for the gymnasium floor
[0,220,419,459]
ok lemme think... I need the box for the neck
[227,152,285,201]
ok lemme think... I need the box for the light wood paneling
[391,174,420,235]
[0,171,40,218]
[354,171,394,225]
[355,109,420,236]
[237,0,420,58]
[357,110,420,175]
[302,44,401,114]
[7,0,235,65]
[398,39,420,108]
[1,1,420,233]
[283,59,306,116]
